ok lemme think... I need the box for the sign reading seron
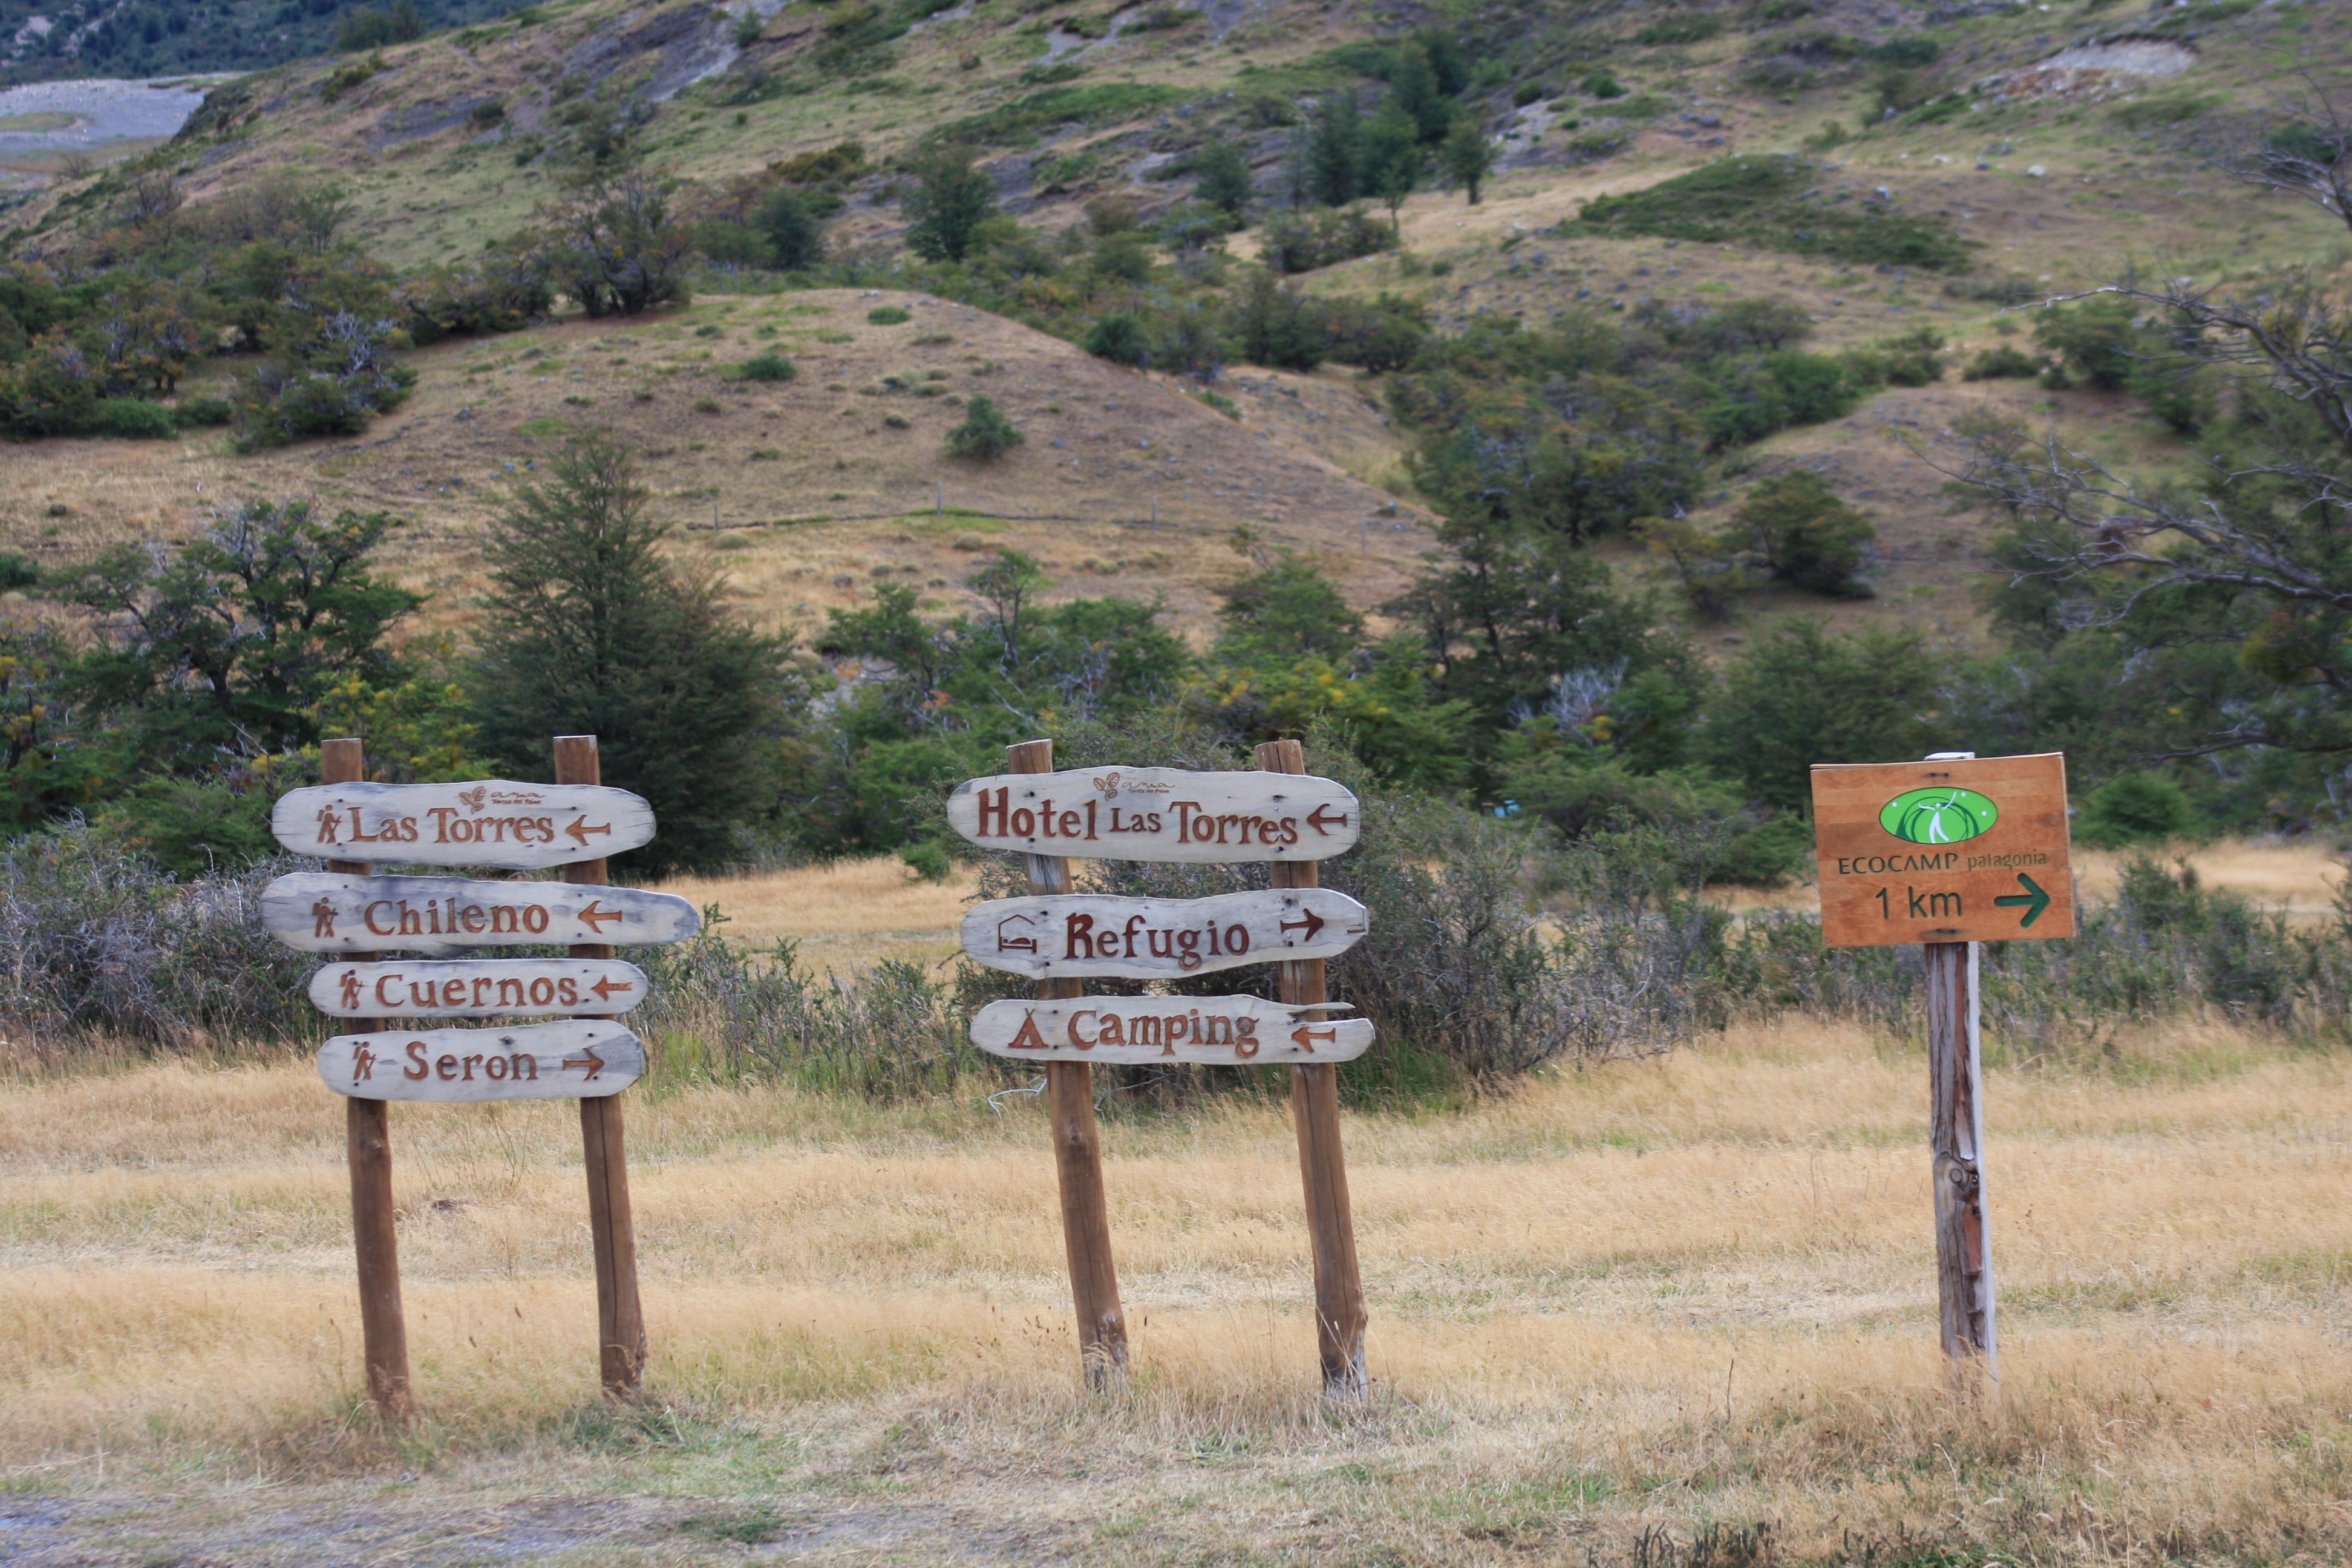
[271,781,657,869]
[1810,753,2076,949]
[946,767,1360,863]
[316,1019,645,1102]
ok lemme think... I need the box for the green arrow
[1993,872,2051,929]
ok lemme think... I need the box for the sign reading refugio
[1810,753,2076,948]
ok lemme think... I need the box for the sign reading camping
[963,889,1368,981]
[970,996,1373,1065]
[1810,753,2075,948]
[271,781,657,869]
[946,767,1360,863]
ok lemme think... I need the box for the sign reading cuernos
[970,995,1373,1064]
[1811,753,2076,949]
[318,1019,644,1102]
[946,768,1359,863]
[962,889,1368,980]
[263,872,701,953]
[272,782,656,868]
[309,959,649,1018]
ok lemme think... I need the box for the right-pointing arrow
[1993,872,2051,929]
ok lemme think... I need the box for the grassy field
[5,844,2351,1561]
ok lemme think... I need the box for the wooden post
[1008,737,1129,1388]
[324,737,413,1422]
[1926,938,1996,1381]
[1255,739,1370,1397]
[554,734,647,1399]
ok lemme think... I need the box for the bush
[1258,205,1394,274]
[171,396,234,428]
[1574,154,1973,271]
[1583,71,1628,98]
[1727,469,1874,596]
[1964,344,2040,380]
[2077,773,2198,847]
[1640,14,1725,44]
[79,397,177,439]
[1868,36,1939,67]
[741,352,797,382]
[946,393,1023,460]
[1082,311,1152,367]
[868,305,912,324]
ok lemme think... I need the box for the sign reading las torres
[270,736,695,1418]
[950,739,1376,1397]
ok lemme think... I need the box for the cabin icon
[996,912,1040,953]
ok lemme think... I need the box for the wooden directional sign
[309,958,649,1018]
[946,767,1360,863]
[318,1019,644,1101]
[272,781,656,869]
[970,995,1373,1065]
[1811,753,2076,948]
[263,872,702,953]
[962,889,1368,981]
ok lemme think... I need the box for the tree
[1192,137,1254,222]
[1362,102,1420,239]
[756,187,828,270]
[544,168,695,318]
[1730,471,1875,596]
[1305,90,1362,207]
[468,433,791,874]
[1699,619,1945,811]
[946,393,1023,460]
[1441,114,1495,205]
[903,148,998,264]
[1387,41,1451,143]
[1082,311,1152,367]
[1227,270,1326,371]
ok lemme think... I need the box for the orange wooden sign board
[1809,753,2075,949]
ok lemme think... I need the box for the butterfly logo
[1093,772,1120,799]
[457,785,488,814]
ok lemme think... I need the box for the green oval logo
[1880,787,1999,845]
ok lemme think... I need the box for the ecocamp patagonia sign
[261,872,702,953]
[317,1019,645,1102]
[946,767,1359,863]
[962,888,1369,981]
[308,959,649,1018]
[271,781,657,869]
[969,995,1374,1065]
[1810,753,2075,949]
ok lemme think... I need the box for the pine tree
[1192,137,1255,222]
[1441,114,1495,206]
[468,433,791,874]
[1387,42,1451,143]
[1305,90,1363,207]
[902,147,998,263]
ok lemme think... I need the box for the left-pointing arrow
[589,975,635,1000]
[577,901,623,932]
[566,818,614,847]
[1993,872,2052,929]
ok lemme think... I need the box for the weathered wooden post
[1007,738,1129,1388]
[1809,750,2076,1387]
[555,734,648,1399]
[322,737,413,1422]
[1256,738,1368,1397]
[948,748,1373,1393]
[267,757,698,1413]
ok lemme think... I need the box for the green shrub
[2077,773,2198,848]
[741,352,797,382]
[1639,14,1725,44]
[79,397,178,440]
[0,551,39,591]
[1583,71,1628,98]
[1726,469,1874,596]
[868,305,912,324]
[171,396,235,429]
[1868,36,1939,67]
[1081,311,1152,367]
[1965,344,2040,380]
[1572,154,1973,270]
[946,393,1023,460]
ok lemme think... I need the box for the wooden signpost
[947,766,1361,862]
[1809,750,2076,1385]
[273,736,692,1416]
[969,996,1373,1063]
[960,888,1370,981]
[951,740,1373,1396]
[270,780,658,867]
[263,874,699,953]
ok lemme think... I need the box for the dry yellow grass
[4,1014,2351,1561]
[655,855,980,970]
